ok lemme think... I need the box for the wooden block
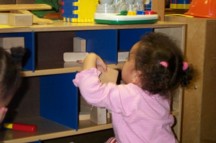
[79,96,92,121]
[0,37,24,53]
[118,51,129,62]
[73,37,86,52]
[8,13,33,26]
[0,4,52,11]
[63,52,88,62]
[79,113,90,120]
[100,68,119,83]
[0,13,9,24]
[90,107,107,124]
[90,68,119,124]
[16,10,53,25]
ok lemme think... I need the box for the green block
[32,0,60,18]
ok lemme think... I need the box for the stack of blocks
[61,0,99,23]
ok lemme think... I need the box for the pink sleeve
[73,68,114,106]
[73,68,101,87]
[73,68,133,114]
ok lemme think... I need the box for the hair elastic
[183,61,189,71]
[160,61,168,68]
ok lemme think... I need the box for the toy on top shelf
[144,0,152,10]
[97,0,143,14]
[185,0,216,18]
[170,0,191,9]
[94,0,158,24]
[61,0,99,23]
[0,4,53,25]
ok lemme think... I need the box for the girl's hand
[96,55,107,72]
[0,107,8,123]
[83,53,107,72]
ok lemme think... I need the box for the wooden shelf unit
[166,16,216,143]
[0,21,186,143]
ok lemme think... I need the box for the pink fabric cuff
[73,68,101,87]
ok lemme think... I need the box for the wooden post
[152,0,165,21]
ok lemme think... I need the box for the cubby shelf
[21,63,124,77]
[0,21,185,33]
[1,117,112,143]
[0,21,186,143]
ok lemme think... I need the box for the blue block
[62,5,78,18]
[145,0,152,10]
[63,0,77,2]
[170,0,191,4]
[136,10,145,15]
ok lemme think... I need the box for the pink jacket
[73,68,177,143]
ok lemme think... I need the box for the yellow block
[73,0,99,23]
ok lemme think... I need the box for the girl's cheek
[0,107,8,123]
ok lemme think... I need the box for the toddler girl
[73,32,193,143]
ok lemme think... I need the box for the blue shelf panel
[118,28,153,51]
[40,72,79,130]
[75,30,118,64]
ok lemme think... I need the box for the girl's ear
[132,70,142,86]
[0,107,8,123]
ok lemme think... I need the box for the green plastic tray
[94,13,158,25]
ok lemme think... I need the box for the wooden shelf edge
[2,117,112,143]
[3,125,113,143]
[21,63,124,77]
[0,4,52,11]
[0,21,186,33]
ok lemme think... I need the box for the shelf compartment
[21,63,124,77]
[0,32,35,71]
[40,72,79,130]
[1,117,112,143]
[118,28,153,51]
[75,30,118,64]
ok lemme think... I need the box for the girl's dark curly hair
[135,32,193,96]
[0,47,23,101]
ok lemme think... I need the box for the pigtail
[10,47,26,69]
[180,63,193,87]
[9,47,26,95]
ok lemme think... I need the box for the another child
[0,47,23,123]
[73,32,193,143]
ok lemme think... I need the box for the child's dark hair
[135,32,193,95]
[0,47,23,101]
